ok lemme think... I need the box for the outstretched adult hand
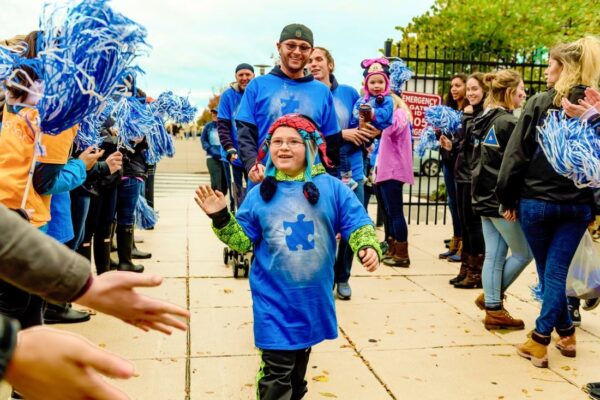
[78,146,105,171]
[359,248,379,272]
[194,185,227,215]
[76,272,190,334]
[5,327,134,400]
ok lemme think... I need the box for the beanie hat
[256,114,331,204]
[361,57,390,77]
[235,63,254,73]
[279,24,313,47]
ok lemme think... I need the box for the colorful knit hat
[256,113,332,204]
[361,58,391,101]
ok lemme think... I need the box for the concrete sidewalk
[47,187,597,400]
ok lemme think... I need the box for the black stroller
[222,163,251,278]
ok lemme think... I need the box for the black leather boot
[44,302,91,324]
[116,224,144,273]
[93,237,111,275]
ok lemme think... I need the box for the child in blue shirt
[343,58,394,190]
[195,114,380,400]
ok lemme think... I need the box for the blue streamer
[36,0,149,134]
[74,115,103,151]
[135,194,158,229]
[425,105,462,134]
[144,122,175,164]
[530,281,544,304]
[389,60,413,93]
[415,126,439,157]
[152,91,197,124]
[538,110,600,188]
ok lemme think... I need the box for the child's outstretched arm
[348,225,381,272]
[194,185,252,254]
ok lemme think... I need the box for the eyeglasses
[282,43,312,53]
[269,139,305,148]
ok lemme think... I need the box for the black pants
[206,158,227,195]
[0,280,45,329]
[456,182,485,255]
[257,348,311,400]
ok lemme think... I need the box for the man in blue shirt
[236,24,341,184]
[201,109,227,195]
[217,63,255,208]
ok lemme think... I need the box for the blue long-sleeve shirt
[201,121,222,160]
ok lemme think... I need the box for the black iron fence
[382,42,549,225]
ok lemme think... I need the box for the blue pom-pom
[538,110,600,188]
[415,126,440,157]
[36,0,149,134]
[135,194,158,229]
[74,115,103,151]
[425,105,462,134]
[152,91,198,124]
[389,60,413,93]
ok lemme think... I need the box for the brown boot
[383,240,410,267]
[516,331,550,368]
[439,236,461,259]
[449,251,469,285]
[381,237,394,262]
[555,333,576,357]
[454,254,483,289]
[484,309,525,330]
[475,293,485,310]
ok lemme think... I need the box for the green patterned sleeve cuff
[212,213,253,254]
[348,224,382,261]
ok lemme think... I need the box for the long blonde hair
[550,36,600,106]
[391,93,413,123]
[483,69,522,110]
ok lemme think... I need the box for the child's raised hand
[194,185,226,215]
[359,248,379,272]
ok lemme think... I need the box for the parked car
[413,149,441,177]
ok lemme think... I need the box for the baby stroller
[222,162,251,278]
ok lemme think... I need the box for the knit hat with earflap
[361,58,391,102]
[255,114,332,205]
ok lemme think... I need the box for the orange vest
[0,105,77,227]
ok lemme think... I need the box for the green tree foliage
[395,0,600,53]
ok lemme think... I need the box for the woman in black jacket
[497,36,600,368]
[441,73,487,288]
[470,70,532,332]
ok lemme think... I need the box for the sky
[1,0,435,111]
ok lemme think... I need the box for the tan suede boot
[439,235,461,259]
[555,333,576,357]
[517,332,549,368]
[484,309,525,330]
[454,254,483,289]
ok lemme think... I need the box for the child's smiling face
[269,127,307,176]
[367,73,386,96]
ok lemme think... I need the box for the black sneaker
[583,298,600,311]
[568,303,581,327]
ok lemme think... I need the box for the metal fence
[383,42,548,225]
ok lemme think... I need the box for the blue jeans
[519,198,593,336]
[378,180,408,242]
[442,163,461,237]
[66,189,91,250]
[481,217,533,308]
[334,182,365,284]
[117,178,142,225]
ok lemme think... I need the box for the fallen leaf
[313,375,329,383]
[224,288,233,294]
[534,388,543,392]
[522,389,528,394]
[319,393,338,398]
[560,366,571,371]
[368,339,378,343]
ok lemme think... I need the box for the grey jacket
[0,204,91,379]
